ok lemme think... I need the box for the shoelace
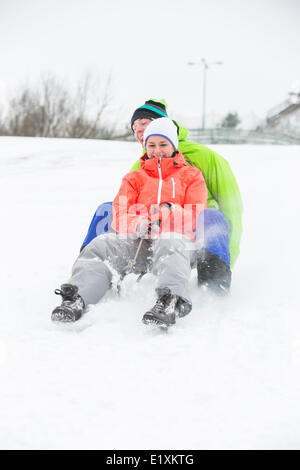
[54,288,76,301]
[152,296,169,314]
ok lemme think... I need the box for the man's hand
[149,203,173,232]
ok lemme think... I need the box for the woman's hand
[137,219,161,239]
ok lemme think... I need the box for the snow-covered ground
[0,136,300,450]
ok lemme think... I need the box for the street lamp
[188,58,223,130]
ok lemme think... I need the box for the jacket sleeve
[168,169,207,236]
[184,168,207,208]
[111,174,147,234]
[182,169,207,232]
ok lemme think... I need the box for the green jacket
[130,122,243,267]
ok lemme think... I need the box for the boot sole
[142,314,175,327]
[51,309,81,323]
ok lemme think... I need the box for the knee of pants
[153,234,190,254]
[78,233,117,262]
[95,202,114,234]
[196,209,230,266]
[81,201,114,250]
[152,235,192,269]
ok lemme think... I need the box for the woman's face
[146,135,175,158]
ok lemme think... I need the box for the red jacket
[112,152,207,239]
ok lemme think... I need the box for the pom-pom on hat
[143,117,178,150]
[131,99,168,129]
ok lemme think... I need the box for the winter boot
[51,284,85,322]
[142,287,177,327]
[197,249,231,294]
[175,297,192,317]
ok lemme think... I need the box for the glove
[159,202,173,221]
[159,202,173,212]
[149,202,173,218]
[137,219,161,239]
[149,203,173,233]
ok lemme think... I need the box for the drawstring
[54,287,77,301]
[117,239,144,294]
[152,297,166,314]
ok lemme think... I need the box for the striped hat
[131,99,168,129]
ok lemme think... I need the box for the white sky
[0,0,299,126]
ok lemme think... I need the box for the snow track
[1,137,299,449]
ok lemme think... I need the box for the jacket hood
[172,120,189,141]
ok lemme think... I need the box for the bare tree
[0,110,7,135]
[67,72,112,138]
[39,74,70,137]
[2,72,115,139]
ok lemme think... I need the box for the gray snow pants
[68,233,194,307]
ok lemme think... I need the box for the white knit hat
[143,117,178,150]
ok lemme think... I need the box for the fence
[186,128,300,145]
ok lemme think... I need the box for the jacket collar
[140,151,187,178]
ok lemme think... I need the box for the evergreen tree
[221,112,241,128]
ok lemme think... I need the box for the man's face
[132,118,152,145]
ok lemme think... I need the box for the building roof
[267,86,300,124]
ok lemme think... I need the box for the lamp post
[188,58,223,130]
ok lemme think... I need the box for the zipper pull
[171,177,175,198]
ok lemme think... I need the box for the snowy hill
[0,136,300,450]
